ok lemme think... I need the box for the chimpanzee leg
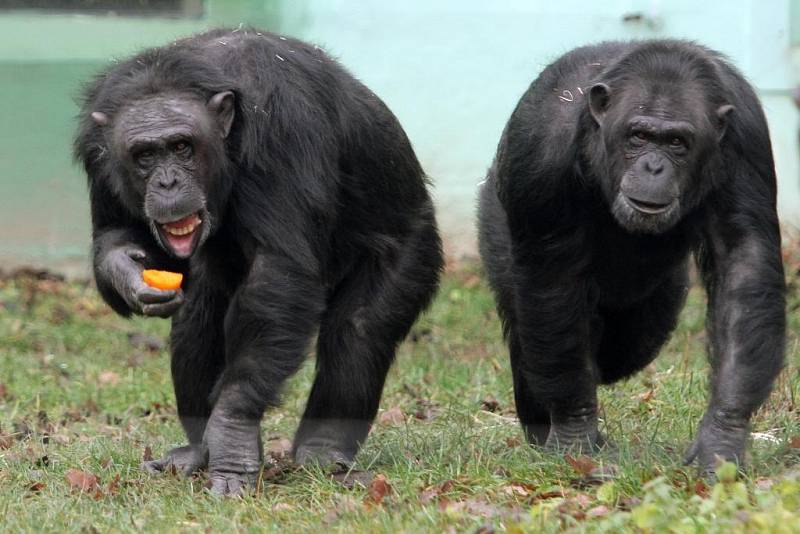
[142,282,228,476]
[202,255,325,495]
[507,327,551,445]
[595,265,688,384]
[293,221,442,467]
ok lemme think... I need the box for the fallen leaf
[331,469,375,489]
[501,482,536,498]
[587,505,611,518]
[142,446,153,462]
[505,436,522,448]
[789,436,800,449]
[98,371,120,386]
[565,454,597,476]
[419,479,455,503]
[0,383,9,400]
[27,481,45,493]
[272,502,293,512]
[480,396,500,413]
[65,469,100,494]
[693,479,710,498]
[637,389,655,403]
[106,474,121,496]
[266,437,293,460]
[530,490,566,503]
[364,474,392,505]
[754,477,774,491]
[378,406,405,426]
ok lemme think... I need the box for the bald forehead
[115,94,210,146]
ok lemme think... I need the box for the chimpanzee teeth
[163,222,199,236]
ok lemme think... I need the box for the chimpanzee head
[587,50,734,234]
[91,91,235,258]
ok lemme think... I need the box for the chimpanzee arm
[687,168,786,471]
[89,179,185,317]
[202,251,325,495]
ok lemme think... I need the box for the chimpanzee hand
[97,246,184,317]
[204,410,263,497]
[684,411,749,477]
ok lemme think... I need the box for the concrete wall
[0,0,797,273]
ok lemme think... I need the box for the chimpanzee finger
[136,286,178,304]
[142,298,184,318]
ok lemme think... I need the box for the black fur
[478,40,785,471]
[75,28,442,494]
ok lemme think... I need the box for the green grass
[0,264,798,533]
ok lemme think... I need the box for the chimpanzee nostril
[158,171,178,190]
[644,156,664,176]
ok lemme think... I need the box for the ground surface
[0,257,798,533]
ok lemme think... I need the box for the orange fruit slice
[142,269,183,291]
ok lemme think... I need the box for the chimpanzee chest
[588,223,693,309]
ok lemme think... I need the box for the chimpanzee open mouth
[623,196,673,215]
[156,211,203,258]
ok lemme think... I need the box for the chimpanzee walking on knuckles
[75,28,442,495]
[478,40,785,474]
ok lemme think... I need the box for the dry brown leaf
[694,479,710,498]
[331,469,375,490]
[565,454,597,476]
[364,474,392,505]
[106,474,121,496]
[754,477,774,491]
[266,437,293,460]
[501,482,536,498]
[789,436,800,449]
[480,396,500,413]
[378,406,405,426]
[505,436,522,448]
[142,446,153,462]
[65,469,100,494]
[27,481,45,493]
[419,479,455,503]
[98,371,120,386]
[587,505,611,518]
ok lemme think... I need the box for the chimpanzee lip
[624,196,673,215]
[153,211,205,258]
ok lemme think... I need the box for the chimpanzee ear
[91,111,109,126]
[588,83,611,125]
[716,104,734,141]
[207,91,235,138]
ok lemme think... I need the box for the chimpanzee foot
[204,411,264,496]
[207,469,260,497]
[294,438,355,470]
[141,444,208,476]
[684,412,749,477]
[292,419,365,470]
[544,411,602,453]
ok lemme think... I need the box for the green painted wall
[1,0,798,273]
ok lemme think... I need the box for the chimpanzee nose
[157,170,177,190]
[643,155,664,176]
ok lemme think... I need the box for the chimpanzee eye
[630,131,648,145]
[173,141,193,158]
[134,150,155,167]
[670,137,685,148]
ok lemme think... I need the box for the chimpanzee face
[588,82,732,234]
[93,91,234,258]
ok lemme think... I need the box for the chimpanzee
[75,28,442,495]
[478,40,785,474]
